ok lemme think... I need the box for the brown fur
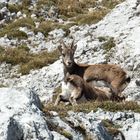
[66,74,124,105]
[58,41,130,96]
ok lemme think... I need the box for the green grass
[0,46,60,75]
[44,101,140,118]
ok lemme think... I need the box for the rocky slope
[0,0,140,139]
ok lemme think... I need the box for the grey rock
[0,87,53,140]
[16,11,22,17]
[136,79,140,86]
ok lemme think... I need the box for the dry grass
[0,46,60,75]
[57,0,83,17]
[44,101,140,118]
[46,118,73,139]
[36,0,124,23]
[37,0,56,8]
[101,37,116,62]
[7,4,20,13]
[102,119,124,138]
[34,20,76,37]
[103,37,116,52]
[20,50,60,75]
[7,0,31,13]
[7,30,28,39]
[5,0,124,39]
[74,9,108,25]
[34,21,56,36]
[0,17,35,38]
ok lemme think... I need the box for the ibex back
[58,41,130,96]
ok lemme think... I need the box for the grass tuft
[102,37,116,62]
[103,37,116,52]
[7,30,28,40]
[34,21,56,36]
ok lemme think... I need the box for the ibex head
[58,40,77,68]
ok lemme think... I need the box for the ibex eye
[62,54,65,57]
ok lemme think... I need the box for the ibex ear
[71,40,77,52]
[58,45,63,53]
[58,40,67,53]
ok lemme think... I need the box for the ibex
[54,74,124,106]
[58,41,130,96]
